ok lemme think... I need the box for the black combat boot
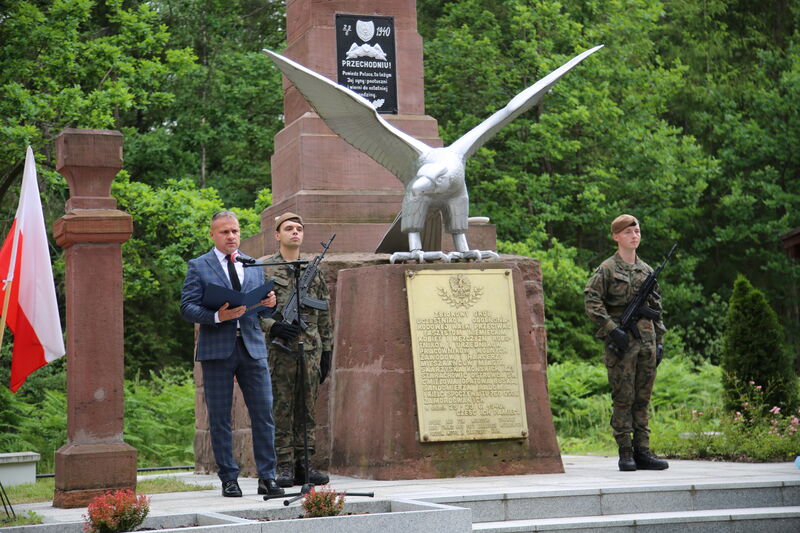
[633,447,669,470]
[276,462,295,487]
[295,460,330,485]
[618,446,636,471]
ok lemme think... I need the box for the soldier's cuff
[260,317,276,333]
[602,320,618,335]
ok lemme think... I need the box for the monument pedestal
[329,260,563,479]
[52,443,137,508]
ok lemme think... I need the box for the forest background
[0,0,798,468]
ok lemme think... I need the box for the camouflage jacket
[259,251,333,353]
[583,252,666,343]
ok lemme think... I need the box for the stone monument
[52,129,137,508]
[218,0,564,478]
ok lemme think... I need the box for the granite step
[472,505,800,532]
[421,481,800,524]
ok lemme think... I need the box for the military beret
[611,214,638,234]
[274,212,304,231]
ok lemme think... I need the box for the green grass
[0,511,44,527]
[4,479,55,505]
[5,475,212,505]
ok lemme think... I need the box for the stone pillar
[52,129,137,508]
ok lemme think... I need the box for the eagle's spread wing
[263,49,430,185]
[450,45,603,160]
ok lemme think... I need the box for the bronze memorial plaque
[405,269,528,442]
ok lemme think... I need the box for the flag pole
[0,277,13,350]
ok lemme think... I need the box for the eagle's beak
[411,176,434,196]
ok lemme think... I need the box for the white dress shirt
[212,247,244,325]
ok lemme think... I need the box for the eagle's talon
[426,251,450,263]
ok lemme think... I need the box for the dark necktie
[225,254,241,291]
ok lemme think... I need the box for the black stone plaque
[336,14,397,114]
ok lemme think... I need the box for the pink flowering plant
[83,489,150,533]
[655,380,800,461]
[302,485,346,518]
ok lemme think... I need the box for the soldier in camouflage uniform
[260,212,333,487]
[584,214,669,472]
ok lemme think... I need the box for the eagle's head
[410,149,465,197]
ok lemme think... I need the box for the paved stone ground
[15,455,799,525]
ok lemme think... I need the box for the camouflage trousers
[268,346,322,464]
[603,337,658,448]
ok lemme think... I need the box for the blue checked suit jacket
[180,249,271,360]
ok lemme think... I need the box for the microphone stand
[245,258,373,506]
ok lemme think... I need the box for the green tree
[124,0,286,207]
[721,274,797,411]
[654,0,800,355]
[0,0,195,206]
[112,173,259,374]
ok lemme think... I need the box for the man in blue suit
[180,210,284,497]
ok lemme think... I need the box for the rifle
[608,243,677,354]
[272,233,335,350]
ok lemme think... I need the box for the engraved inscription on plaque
[405,269,528,442]
[335,14,398,114]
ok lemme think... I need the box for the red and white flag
[0,147,65,392]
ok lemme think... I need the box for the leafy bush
[302,485,345,518]
[550,356,723,455]
[649,353,722,411]
[83,490,150,533]
[668,292,729,366]
[655,380,800,461]
[254,187,273,214]
[123,369,196,467]
[721,275,797,412]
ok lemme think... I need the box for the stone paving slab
[10,455,799,526]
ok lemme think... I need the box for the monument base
[329,261,563,479]
[53,442,137,508]
[241,220,498,258]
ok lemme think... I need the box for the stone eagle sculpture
[263,45,603,263]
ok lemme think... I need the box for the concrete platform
[9,455,800,530]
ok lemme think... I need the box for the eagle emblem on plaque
[438,274,483,309]
[356,20,375,42]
